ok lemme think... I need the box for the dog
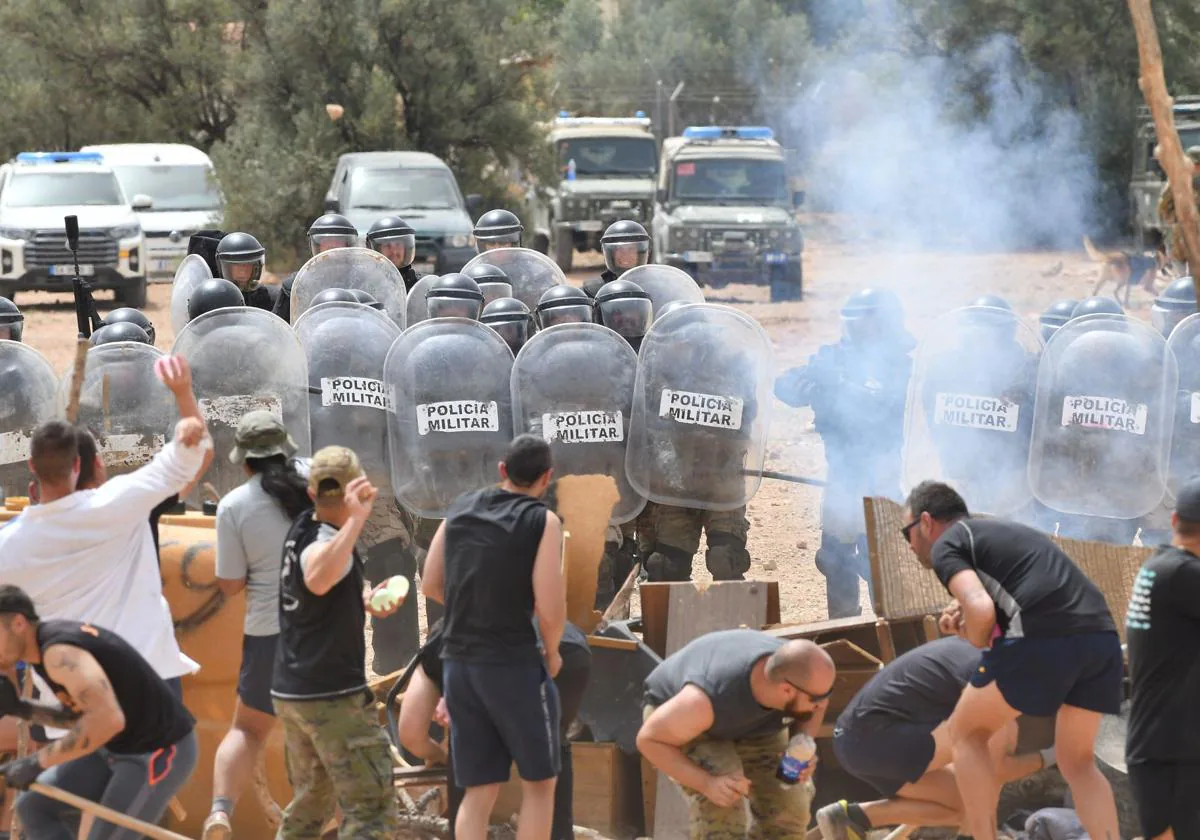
[1085,234,1173,307]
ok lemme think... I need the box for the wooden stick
[28,782,194,840]
[600,562,640,625]
[65,338,89,424]
[9,675,33,840]
[883,825,914,840]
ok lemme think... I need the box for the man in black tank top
[0,585,198,839]
[421,435,567,840]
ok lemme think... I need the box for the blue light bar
[558,110,570,118]
[634,110,647,119]
[15,151,104,165]
[681,126,775,141]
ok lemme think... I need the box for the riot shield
[619,264,705,314]
[405,275,438,328]
[173,307,311,504]
[61,342,173,477]
[169,254,214,334]
[902,306,1042,516]
[512,323,645,523]
[384,319,514,518]
[1029,315,1175,519]
[0,341,59,500]
[1166,312,1200,499]
[625,304,773,510]
[290,247,407,329]
[463,248,566,311]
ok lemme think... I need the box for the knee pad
[705,533,750,580]
[644,545,694,582]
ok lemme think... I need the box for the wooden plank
[874,618,897,663]
[764,615,878,638]
[766,581,781,626]
[639,583,672,659]
[586,635,639,652]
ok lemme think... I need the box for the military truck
[1130,95,1200,247]
[526,114,658,272]
[651,126,804,302]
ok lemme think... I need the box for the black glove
[0,755,43,790]
[0,676,31,720]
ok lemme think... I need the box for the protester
[637,629,835,840]
[0,586,198,839]
[203,411,310,840]
[420,434,567,840]
[1125,477,1200,840]
[901,481,1122,840]
[271,446,401,839]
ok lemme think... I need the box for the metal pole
[669,81,685,137]
[655,79,664,144]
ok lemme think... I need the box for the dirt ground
[17,226,1144,625]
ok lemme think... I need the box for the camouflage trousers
[274,693,399,839]
[641,502,751,581]
[402,511,446,627]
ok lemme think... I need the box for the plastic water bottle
[776,733,816,785]
[567,158,577,181]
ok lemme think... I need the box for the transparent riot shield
[1166,312,1200,500]
[173,307,311,505]
[1029,315,1175,519]
[625,304,773,510]
[169,254,214,333]
[290,247,407,329]
[0,341,59,501]
[902,306,1042,516]
[463,248,566,311]
[620,264,705,314]
[384,319,514,518]
[512,323,645,523]
[405,275,438,328]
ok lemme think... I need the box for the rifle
[64,215,102,340]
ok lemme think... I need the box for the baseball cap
[229,410,298,465]
[308,446,364,498]
[1175,476,1200,521]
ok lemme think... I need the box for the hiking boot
[816,801,866,840]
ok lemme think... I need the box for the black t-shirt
[148,494,181,562]
[273,275,296,324]
[838,637,979,731]
[1126,545,1200,764]
[440,487,548,665]
[932,517,1116,639]
[244,285,277,314]
[34,620,194,755]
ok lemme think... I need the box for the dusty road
[17,231,1137,624]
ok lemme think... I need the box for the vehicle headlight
[110,225,141,240]
[0,228,33,241]
[448,233,472,249]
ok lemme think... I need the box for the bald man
[637,630,835,840]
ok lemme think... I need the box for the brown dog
[1086,235,1172,307]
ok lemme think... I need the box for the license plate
[576,220,604,232]
[49,264,94,276]
[682,250,714,264]
[764,252,788,265]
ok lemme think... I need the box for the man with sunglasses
[637,630,836,839]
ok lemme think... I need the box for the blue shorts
[970,631,1122,717]
[832,718,937,798]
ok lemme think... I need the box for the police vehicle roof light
[635,110,647,118]
[681,126,775,141]
[15,151,104,165]
[559,110,570,118]
[553,116,652,129]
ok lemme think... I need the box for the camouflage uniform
[274,693,399,839]
[402,510,446,626]
[361,500,420,674]
[642,502,751,583]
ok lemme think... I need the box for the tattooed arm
[32,645,125,770]
[0,675,80,729]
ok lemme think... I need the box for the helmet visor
[476,231,521,249]
[489,319,530,355]
[479,281,514,306]
[369,233,416,268]
[219,256,265,292]
[1151,304,1186,338]
[599,297,652,339]
[0,322,23,343]
[537,304,593,330]
[1039,323,1059,344]
[310,232,358,256]
[428,297,483,321]
[603,241,650,274]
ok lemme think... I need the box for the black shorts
[238,634,278,716]
[970,631,1122,717]
[832,719,936,798]
[443,659,561,787]
[1127,762,1200,839]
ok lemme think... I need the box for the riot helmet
[963,294,1017,344]
[365,216,416,269]
[0,298,24,343]
[1151,276,1198,338]
[426,273,484,320]
[595,279,652,348]
[535,285,593,330]
[188,277,246,321]
[654,300,691,322]
[481,297,533,356]
[463,262,513,305]
[311,287,361,307]
[1070,295,1124,321]
[216,232,266,292]
[839,288,905,345]
[473,209,523,251]
[347,288,384,310]
[1039,298,1078,344]
[90,322,151,346]
[600,220,651,277]
[970,294,1013,311]
[103,307,156,345]
[308,213,358,256]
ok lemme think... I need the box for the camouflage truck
[651,126,805,302]
[526,114,658,272]
[1130,95,1200,247]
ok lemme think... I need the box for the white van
[81,143,224,281]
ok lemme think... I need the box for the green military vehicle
[651,126,804,302]
[1130,95,1200,247]
[526,114,658,273]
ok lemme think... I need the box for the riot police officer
[775,288,915,617]
[473,208,523,251]
[1151,276,1198,338]
[348,289,383,310]
[535,286,593,330]
[215,232,275,312]
[89,322,152,346]
[366,216,420,292]
[585,220,651,297]
[1039,298,1078,344]
[595,279,652,352]
[311,288,362,307]
[102,307,156,345]
[480,297,534,356]
[1071,295,1124,320]
[464,263,514,305]
[0,298,23,342]
[187,278,246,321]
[425,273,484,320]
[273,214,359,323]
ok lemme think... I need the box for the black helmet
[595,279,652,346]
[473,209,523,250]
[1152,276,1198,337]
[90,322,151,346]
[839,288,904,344]
[365,216,416,269]
[600,220,651,277]
[311,287,362,308]
[654,299,691,322]
[1071,296,1124,321]
[463,263,513,305]
[216,232,266,292]
[103,307,155,345]
[426,273,484,320]
[347,288,384,310]
[308,213,358,256]
[965,294,1016,339]
[481,297,533,356]
[188,277,246,321]
[970,294,1013,311]
[0,297,24,343]
[535,285,593,330]
[1039,298,1078,344]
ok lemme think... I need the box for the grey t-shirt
[644,629,786,741]
[215,473,294,636]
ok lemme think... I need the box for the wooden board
[555,475,621,632]
[642,580,779,659]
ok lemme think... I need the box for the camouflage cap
[309,445,364,498]
[229,410,297,464]
[1188,145,1200,163]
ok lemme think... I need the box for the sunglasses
[900,517,920,542]
[787,680,835,703]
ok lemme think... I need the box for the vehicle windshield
[4,172,125,207]
[347,168,461,210]
[558,137,657,177]
[670,158,789,204]
[112,165,222,211]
